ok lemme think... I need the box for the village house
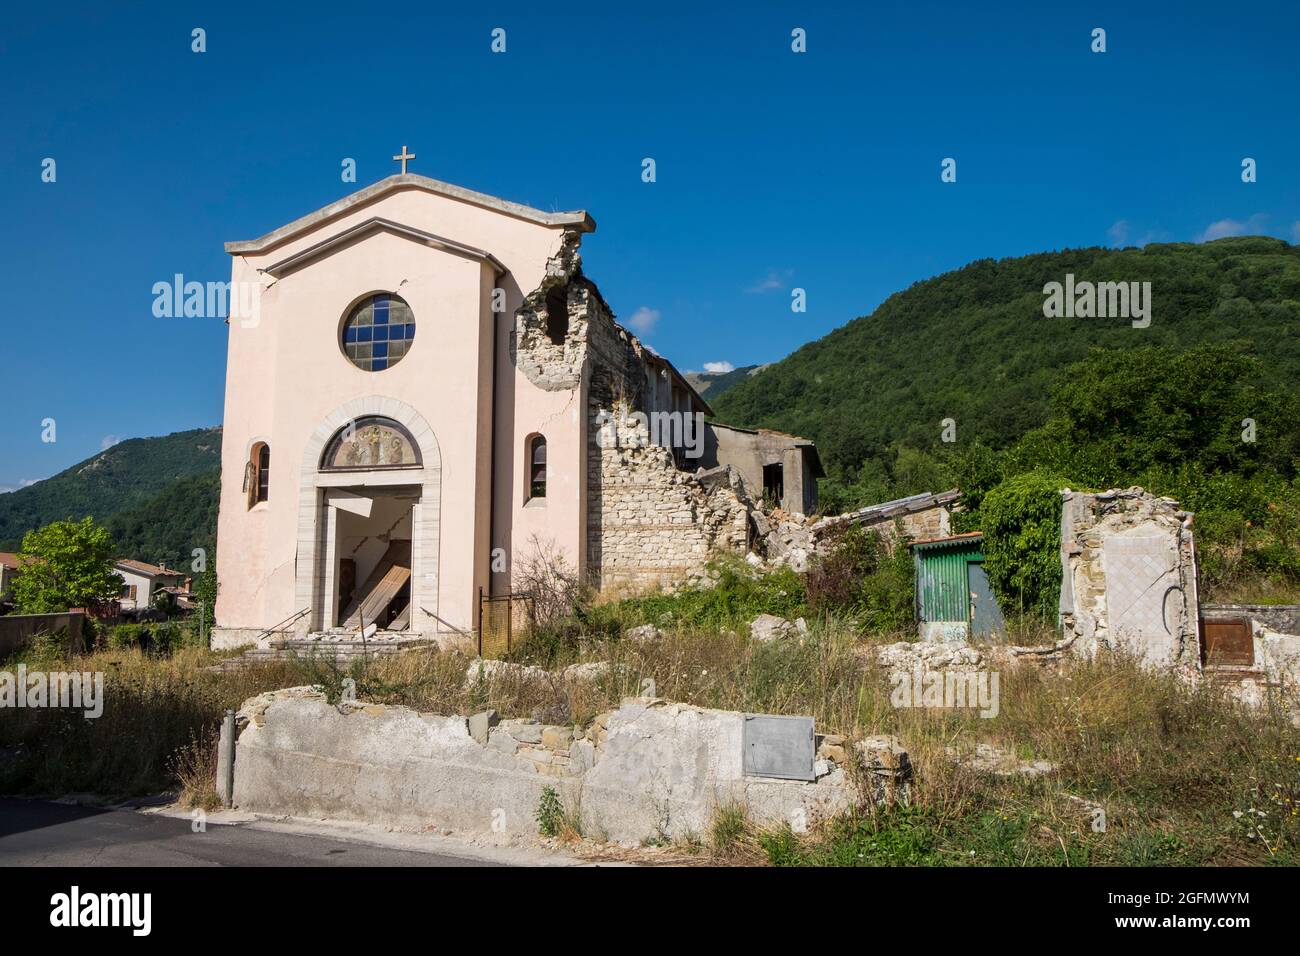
[211,163,820,649]
[114,559,188,613]
[0,552,20,605]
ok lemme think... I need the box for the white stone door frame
[296,398,442,635]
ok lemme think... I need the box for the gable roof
[115,558,186,579]
[262,217,508,278]
[226,174,595,256]
[0,552,22,570]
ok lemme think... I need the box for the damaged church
[211,166,820,649]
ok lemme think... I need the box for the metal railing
[255,607,310,645]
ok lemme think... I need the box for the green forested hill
[711,237,1300,478]
[105,470,221,569]
[0,427,222,553]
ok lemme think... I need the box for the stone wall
[1058,488,1200,670]
[587,410,752,593]
[510,239,821,595]
[219,686,909,846]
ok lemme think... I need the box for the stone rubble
[749,614,809,643]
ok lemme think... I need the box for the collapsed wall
[1058,488,1200,670]
[512,233,793,593]
[218,686,909,845]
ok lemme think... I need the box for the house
[0,552,21,605]
[211,166,820,648]
[701,424,823,516]
[114,559,189,612]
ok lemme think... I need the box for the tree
[11,518,123,614]
[193,565,217,632]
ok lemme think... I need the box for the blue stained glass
[373,297,389,323]
[373,342,388,358]
[344,327,358,343]
[404,323,416,340]
[373,324,389,341]
[372,359,387,371]
[358,326,372,342]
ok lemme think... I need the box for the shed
[911,532,1005,642]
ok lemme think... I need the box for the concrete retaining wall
[219,687,907,845]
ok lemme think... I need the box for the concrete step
[208,635,439,673]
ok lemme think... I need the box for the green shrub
[805,525,914,631]
[979,471,1066,617]
[150,621,183,656]
[107,623,146,651]
[536,786,564,837]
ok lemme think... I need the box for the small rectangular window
[257,444,270,503]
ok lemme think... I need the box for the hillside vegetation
[0,427,222,561]
[711,237,1300,478]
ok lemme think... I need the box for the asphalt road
[0,799,502,867]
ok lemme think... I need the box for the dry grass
[3,618,1298,865]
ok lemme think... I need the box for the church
[211,155,822,649]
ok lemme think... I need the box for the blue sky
[2,1,1297,490]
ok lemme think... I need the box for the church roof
[225,174,596,255]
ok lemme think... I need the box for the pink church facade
[211,174,820,649]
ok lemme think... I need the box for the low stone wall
[0,612,86,659]
[219,687,908,845]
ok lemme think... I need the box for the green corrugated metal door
[917,549,969,622]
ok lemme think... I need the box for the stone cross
[392,145,416,174]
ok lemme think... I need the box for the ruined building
[211,172,819,648]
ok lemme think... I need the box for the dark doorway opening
[762,462,784,506]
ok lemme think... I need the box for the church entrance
[328,488,418,632]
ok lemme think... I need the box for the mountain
[685,364,765,402]
[105,471,221,570]
[0,427,222,554]
[710,237,1300,477]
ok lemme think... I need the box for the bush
[979,471,1065,617]
[806,525,915,631]
[107,623,146,651]
[150,621,183,656]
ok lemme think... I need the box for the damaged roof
[812,488,961,533]
[226,174,596,255]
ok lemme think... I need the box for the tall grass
[2,595,1296,865]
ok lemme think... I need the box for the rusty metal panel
[1201,618,1254,666]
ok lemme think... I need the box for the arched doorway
[295,400,441,634]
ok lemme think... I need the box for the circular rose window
[341,293,415,371]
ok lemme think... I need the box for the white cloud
[1107,219,1129,246]
[745,269,794,294]
[1197,213,1269,243]
[702,361,735,374]
[100,435,122,451]
[626,307,660,335]
[0,479,39,494]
